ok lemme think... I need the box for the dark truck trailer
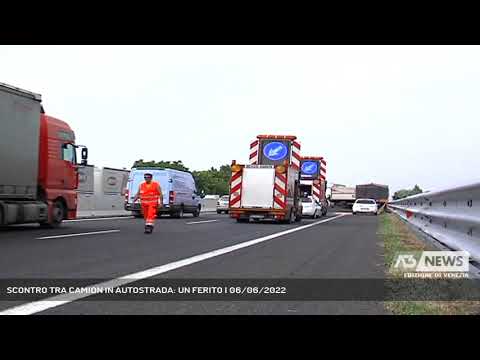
[355,183,389,204]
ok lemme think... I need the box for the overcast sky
[1,45,479,194]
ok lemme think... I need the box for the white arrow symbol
[268,145,283,157]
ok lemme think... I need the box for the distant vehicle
[204,195,219,200]
[299,156,328,217]
[0,82,88,228]
[355,183,389,206]
[329,185,356,208]
[352,198,378,215]
[216,195,230,214]
[125,167,202,218]
[301,197,323,218]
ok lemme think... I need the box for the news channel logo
[390,251,470,278]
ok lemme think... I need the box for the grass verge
[380,212,480,315]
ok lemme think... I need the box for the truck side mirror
[81,147,88,166]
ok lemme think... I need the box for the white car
[301,197,323,218]
[216,195,230,214]
[352,198,378,215]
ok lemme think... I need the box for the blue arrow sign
[301,161,318,175]
[263,142,288,161]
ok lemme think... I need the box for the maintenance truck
[228,135,303,223]
[299,156,328,216]
[0,82,88,227]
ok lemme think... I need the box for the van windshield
[129,171,169,203]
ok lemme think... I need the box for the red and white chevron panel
[290,141,301,170]
[229,169,243,208]
[312,182,322,203]
[249,139,259,165]
[273,172,288,209]
[320,158,327,180]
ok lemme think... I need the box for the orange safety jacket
[139,181,161,205]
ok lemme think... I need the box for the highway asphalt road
[0,208,386,315]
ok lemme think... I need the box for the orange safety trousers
[139,181,161,226]
[142,203,158,226]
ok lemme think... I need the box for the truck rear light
[169,191,176,204]
[124,189,129,202]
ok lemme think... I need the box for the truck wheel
[236,218,248,223]
[283,210,295,224]
[216,210,221,214]
[295,211,302,222]
[41,200,65,228]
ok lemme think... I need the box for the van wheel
[236,218,248,223]
[193,207,200,217]
[40,200,65,228]
[133,211,143,218]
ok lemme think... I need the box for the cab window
[62,143,76,164]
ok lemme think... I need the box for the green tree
[393,184,423,200]
[132,159,189,172]
[192,164,231,196]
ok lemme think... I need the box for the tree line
[132,159,424,200]
[132,159,231,196]
[392,184,423,200]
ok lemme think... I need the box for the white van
[124,168,202,218]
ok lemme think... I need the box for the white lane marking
[65,217,134,223]
[186,220,218,225]
[36,230,120,240]
[0,213,347,315]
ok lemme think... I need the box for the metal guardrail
[388,182,480,262]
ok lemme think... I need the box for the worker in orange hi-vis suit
[133,172,163,234]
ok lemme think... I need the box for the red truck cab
[38,114,81,223]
